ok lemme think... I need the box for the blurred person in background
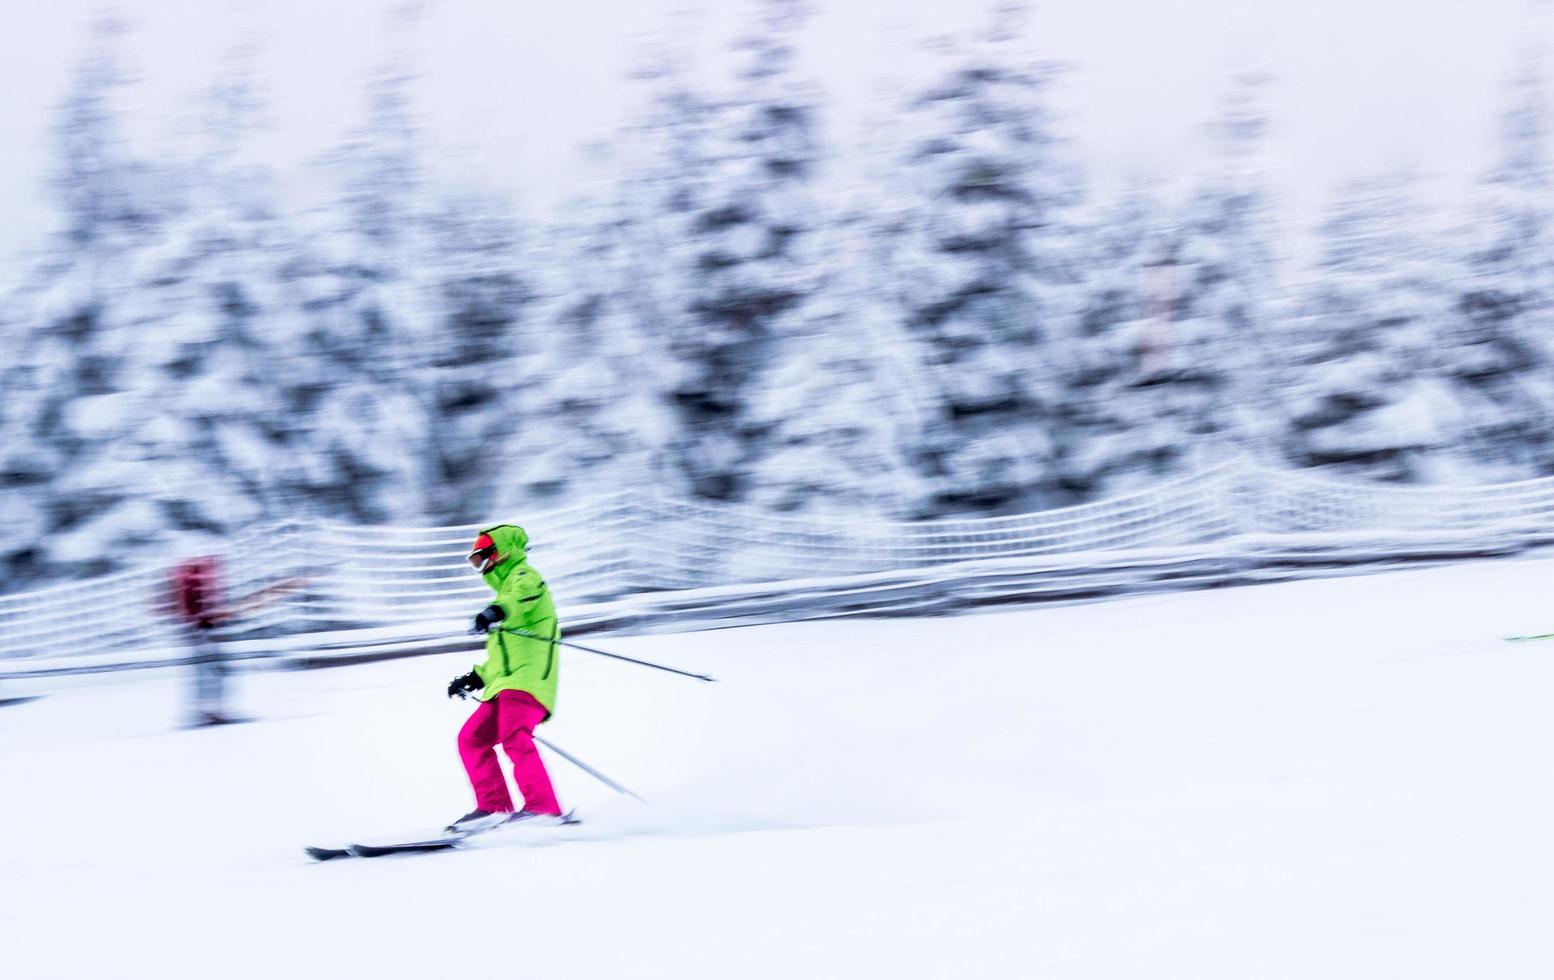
[445,524,568,832]
[167,555,238,728]
[165,557,307,728]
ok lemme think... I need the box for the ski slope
[6,557,1554,978]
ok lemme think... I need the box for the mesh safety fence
[5,459,1553,669]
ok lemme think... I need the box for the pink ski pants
[457,690,562,815]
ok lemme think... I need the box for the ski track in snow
[5,556,1554,978]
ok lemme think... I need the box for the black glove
[447,670,482,699]
[470,604,505,635]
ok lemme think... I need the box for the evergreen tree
[0,13,197,582]
[486,25,716,515]
[1055,182,1186,497]
[664,0,825,501]
[281,5,442,523]
[1279,173,1463,481]
[138,29,303,528]
[420,194,530,521]
[1444,41,1554,479]
[492,188,677,514]
[1117,70,1284,477]
[743,205,921,516]
[50,11,168,249]
[885,4,1086,514]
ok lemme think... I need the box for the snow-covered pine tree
[0,253,59,584]
[419,193,530,522]
[105,28,307,547]
[48,11,168,251]
[663,0,825,502]
[884,3,1086,514]
[1278,173,1464,481]
[281,4,441,524]
[0,12,198,583]
[1443,39,1554,479]
[490,183,678,515]
[1053,181,1189,497]
[1114,69,1285,479]
[742,200,922,517]
[484,22,717,516]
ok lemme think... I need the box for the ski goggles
[467,534,498,572]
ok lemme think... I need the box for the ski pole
[535,735,645,803]
[500,627,717,683]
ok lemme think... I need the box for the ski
[305,811,579,862]
[1504,633,1554,642]
[305,834,465,861]
[348,838,463,858]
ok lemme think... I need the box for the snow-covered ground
[6,557,1554,978]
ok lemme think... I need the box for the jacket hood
[479,523,529,588]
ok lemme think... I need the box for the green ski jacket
[469,524,560,716]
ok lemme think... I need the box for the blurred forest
[5,0,1554,590]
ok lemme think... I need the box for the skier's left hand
[447,671,482,699]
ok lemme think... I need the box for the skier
[445,524,566,832]
[167,555,238,727]
[165,558,306,728]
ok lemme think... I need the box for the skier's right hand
[470,604,505,635]
[447,671,482,699]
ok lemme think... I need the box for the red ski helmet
[468,533,499,574]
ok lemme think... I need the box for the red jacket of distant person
[169,556,225,631]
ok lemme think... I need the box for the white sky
[0,0,1544,269]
